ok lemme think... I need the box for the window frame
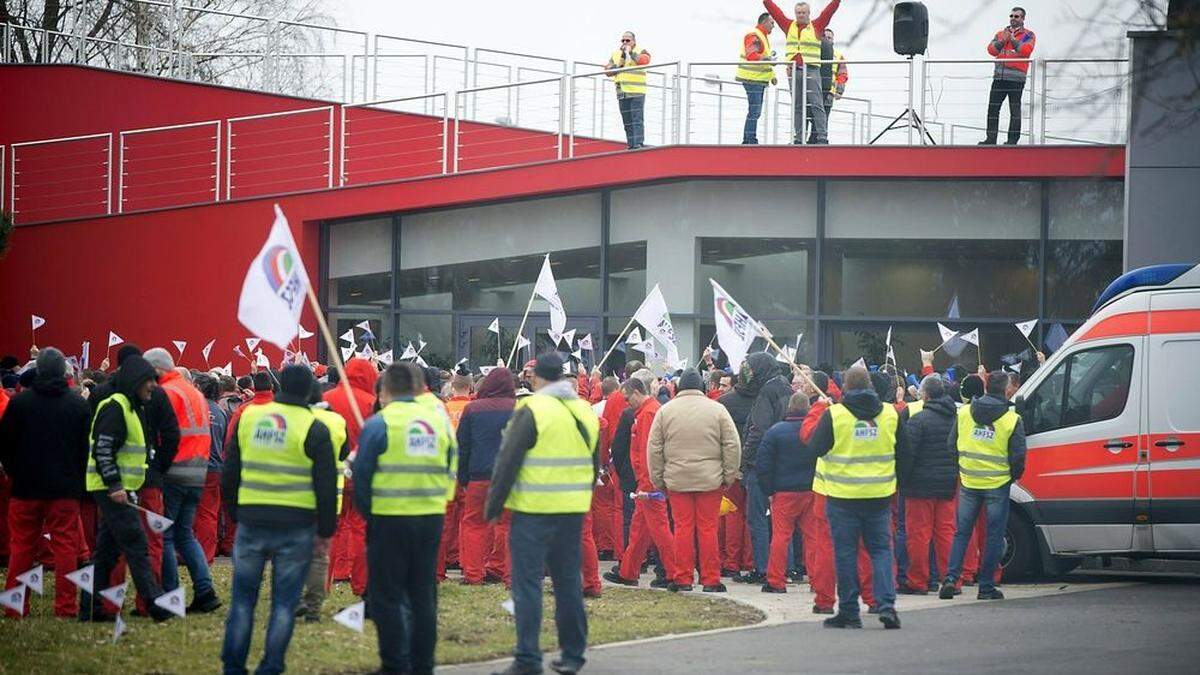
[1025,342,1135,436]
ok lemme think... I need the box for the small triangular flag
[340,328,355,344]
[298,325,314,339]
[0,584,26,615]
[851,357,867,369]
[487,318,500,334]
[480,366,497,376]
[417,334,427,352]
[500,597,516,615]
[16,564,44,595]
[99,582,127,609]
[112,613,127,643]
[400,343,417,360]
[219,362,232,377]
[255,349,270,368]
[65,564,95,594]
[154,587,187,617]
[360,326,376,342]
[415,356,428,368]
[578,334,593,351]
[960,329,980,346]
[377,349,394,366]
[341,346,355,362]
[108,331,124,347]
[202,339,215,363]
[572,349,583,361]
[245,337,261,351]
[562,329,576,346]
[355,320,371,331]
[516,335,531,350]
[626,327,642,345]
[172,340,187,357]
[31,314,46,331]
[1015,319,1037,338]
[234,345,246,358]
[1008,361,1023,374]
[333,601,365,633]
[548,329,563,345]
[757,322,773,339]
[936,322,958,344]
[143,509,174,535]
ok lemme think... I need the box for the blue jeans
[825,499,896,617]
[741,82,766,143]
[510,512,587,670]
[162,482,214,598]
[221,522,314,675]
[946,485,1010,592]
[742,468,770,574]
[617,94,645,148]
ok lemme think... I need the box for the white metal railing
[2,52,1130,225]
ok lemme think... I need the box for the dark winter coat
[755,415,817,494]
[609,406,637,494]
[0,369,91,499]
[456,367,516,483]
[897,395,959,499]
[741,352,794,474]
[89,356,159,493]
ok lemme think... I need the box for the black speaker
[893,2,929,56]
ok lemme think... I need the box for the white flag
[400,343,417,360]
[246,337,261,352]
[255,349,270,368]
[561,328,577,347]
[775,346,795,364]
[340,346,355,362]
[108,331,124,348]
[533,255,567,335]
[172,340,187,357]
[64,564,95,594]
[960,328,980,346]
[710,279,759,374]
[638,339,659,360]
[339,329,355,344]
[112,613,127,643]
[154,587,187,617]
[936,322,958,344]
[132,503,174,534]
[479,366,498,376]
[417,336,427,353]
[415,355,428,368]
[487,318,500,334]
[16,565,44,596]
[81,341,90,370]
[201,339,215,363]
[572,349,583,361]
[632,284,681,369]
[31,314,45,331]
[1009,361,1023,374]
[219,362,233,377]
[885,326,893,348]
[626,327,642,345]
[578,334,593,351]
[500,597,516,616]
[333,601,366,633]
[0,585,26,615]
[354,320,371,331]
[851,357,867,370]
[516,335,531,351]
[377,349,394,366]
[99,582,127,609]
[548,329,563,345]
[237,205,311,350]
[298,325,314,339]
[1015,319,1037,338]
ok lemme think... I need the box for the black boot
[977,588,1005,600]
[879,608,901,629]
[187,590,222,614]
[822,613,863,629]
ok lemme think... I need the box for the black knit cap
[533,352,565,381]
[677,368,703,392]
[116,344,142,366]
[278,364,314,399]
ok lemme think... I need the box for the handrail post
[453,92,461,173]
[799,62,807,145]
[441,93,449,174]
[568,74,576,157]
[117,132,125,213]
[918,57,928,145]
[906,57,915,145]
[213,120,221,201]
[557,74,566,160]
[684,64,692,144]
[105,133,113,215]
[1038,58,1047,145]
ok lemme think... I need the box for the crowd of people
[604,1,1034,148]
[0,331,1041,673]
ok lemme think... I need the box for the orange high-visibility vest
[160,371,212,484]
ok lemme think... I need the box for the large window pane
[329,217,391,309]
[608,241,647,315]
[397,314,453,370]
[826,181,1040,239]
[399,194,601,312]
[822,238,1038,317]
[699,237,811,317]
[1047,181,1124,319]
[826,322,1033,377]
[329,313,394,355]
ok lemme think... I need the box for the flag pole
[978,333,984,372]
[304,285,365,428]
[758,329,828,404]
[506,291,538,369]
[595,317,636,372]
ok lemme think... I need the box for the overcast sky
[335,0,1166,66]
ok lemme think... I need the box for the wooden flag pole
[506,292,538,369]
[305,285,365,428]
[595,316,636,372]
[758,329,829,404]
[977,333,984,372]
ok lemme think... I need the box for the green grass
[0,562,763,673]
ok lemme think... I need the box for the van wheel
[1001,509,1040,581]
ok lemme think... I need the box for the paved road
[448,576,1200,674]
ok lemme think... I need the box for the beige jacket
[648,390,742,492]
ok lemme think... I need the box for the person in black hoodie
[897,375,959,595]
[939,371,1027,602]
[808,367,910,630]
[80,354,174,622]
[0,348,92,617]
[717,360,764,577]
[736,352,794,584]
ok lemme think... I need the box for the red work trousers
[0,475,10,560]
[436,486,464,580]
[590,478,617,554]
[813,493,876,608]
[618,496,676,581]
[904,496,956,591]
[721,481,753,572]
[79,497,98,555]
[195,471,221,564]
[766,491,835,607]
[668,489,723,586]
[458,481,511,584]
[581,508,601,596]
[608,479,625,559]
[4,498,83,617]
[331,496,369,596]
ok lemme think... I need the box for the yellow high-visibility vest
[785,21,822,63]
[956,407,1018,490]
[237,403,317,510]
[736,27,775,83]
[816,404,899,500]
[907,400,925,417]
[371,400,456,516]
[86,394,149,492]
[312,407,348,512]
[505,394,598,514]
[609,48,648,95]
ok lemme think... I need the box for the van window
[1024,344,1134,435]
[1161,340,1200,432]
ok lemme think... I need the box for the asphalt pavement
[446,575,1200,675]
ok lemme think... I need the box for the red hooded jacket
[323,358,378,451]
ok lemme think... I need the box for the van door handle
[1155,437,1185,451]
[1103,439,1133,452]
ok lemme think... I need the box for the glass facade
[324,178,1124,375]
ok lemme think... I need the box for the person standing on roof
[981,6,1035,145]
[605,31,652,150]
[736,12,778,144]
[763,0,841,144]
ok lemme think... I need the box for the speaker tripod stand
[869,56,936,145]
